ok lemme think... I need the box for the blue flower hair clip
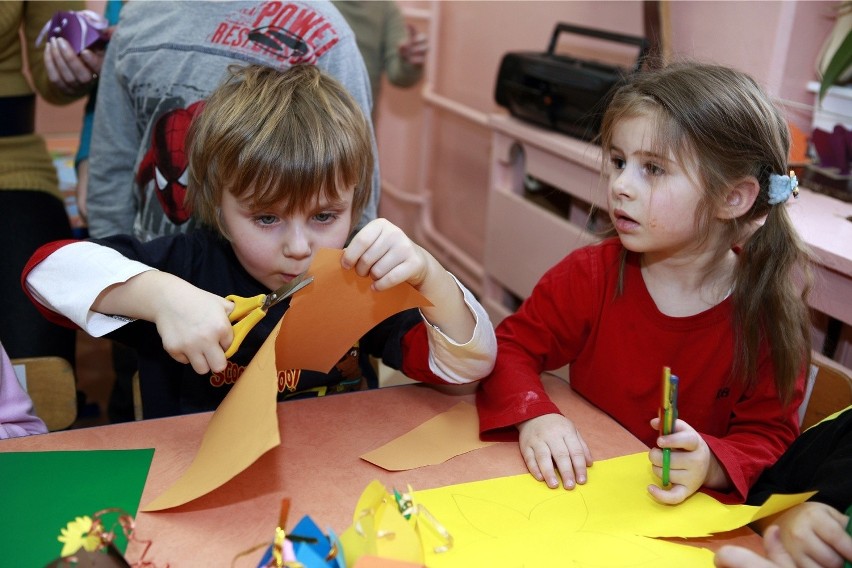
[767,170,799,205]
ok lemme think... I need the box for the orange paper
[276,248,431,372]
[142,319,282,511]
[143,249,432,510]
[360,402,495,470]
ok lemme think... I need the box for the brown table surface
[0,374,762,566]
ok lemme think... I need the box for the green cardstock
[0,448,154,567]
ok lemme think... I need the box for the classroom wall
[375,0,837,294]
[33,0,839,287]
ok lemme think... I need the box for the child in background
[23,64,496,419]
[715,405,852,567]
[0,342,47,438]
[476,62,812,504]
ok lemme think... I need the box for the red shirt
[477,238,804,503]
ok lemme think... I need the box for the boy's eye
[255,214,278,225]
[314,212,338,223]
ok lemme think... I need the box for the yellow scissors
[224,273,314,358]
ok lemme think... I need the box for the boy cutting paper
[23,64,496,419]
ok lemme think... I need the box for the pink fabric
[0,345,47,439]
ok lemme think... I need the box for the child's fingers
[520,444,547,484]
[342,219,385,267]
[647,482,689,505]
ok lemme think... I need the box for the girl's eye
[644,163,665,176]
[609,156,626,170]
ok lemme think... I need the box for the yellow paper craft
[414,452,813,567]
[142,319,282,511]
[360,402,495,471]
[276,248,431,373]
[340,481,424,566]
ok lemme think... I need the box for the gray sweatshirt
[87,0,378,241]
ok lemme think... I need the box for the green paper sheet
[0,448,154,567]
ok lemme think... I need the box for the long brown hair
[599,62,812,404]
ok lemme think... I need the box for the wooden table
[0,375,762,566]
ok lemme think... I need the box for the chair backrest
[799,351,852,430]
[10,356,77,431]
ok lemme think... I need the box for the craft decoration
[359,402,495,471]
[36,10,109,54]
[231,498,344,568]
[42,508,161,568]
[144,249,429,511]
[340,481,452,567]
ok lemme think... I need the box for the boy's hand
[647,417,724,504]
[342,218,429,291]
[517,413,593,490]
[152,280,234,375]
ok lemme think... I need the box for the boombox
[494,23,648,143]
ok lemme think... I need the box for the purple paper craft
[36,10,109,54]
[812,125,851,176]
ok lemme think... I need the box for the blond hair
[599,62,812,404]
[185,64,373,232]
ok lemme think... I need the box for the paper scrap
[276,248,431,373]
[360,402,495,470]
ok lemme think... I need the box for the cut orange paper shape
[276,248,431,372]
[142,319,282,511]
[143,249,431,510]
[360,402,495,470]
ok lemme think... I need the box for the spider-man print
[135,100,205,225]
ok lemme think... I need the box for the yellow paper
[142,319,282,511]
[415,452,812,566]
[360,402,495,470]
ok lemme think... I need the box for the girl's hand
[517,413,593,490]
[44,37,105,96]
[647,417,722,504]
[152,281,235,375]
[342,219,428,291]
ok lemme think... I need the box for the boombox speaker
[495,23,649,143]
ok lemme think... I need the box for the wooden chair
[799,351,852,430]
[10,356,77,431]
[131,371,143,421]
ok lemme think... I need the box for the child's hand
[647,417,722,504]
[714,526,796,568]
[342,218,429,291]
[767,502,852,567]
[517,413,593,490]
[150,279,235,375]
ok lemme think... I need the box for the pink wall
[32,1,841,292]
[375,1,838,292]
